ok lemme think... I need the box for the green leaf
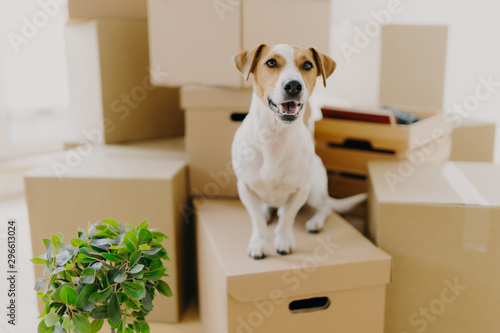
[108,293,122,325]
[51,234,62,250]
[138,219,149,229]
[152,231,169,240]
[80,268,96,284]
[102,219,119,230]
[70,238,84,247]
[101,253,125,263]
[108,318,120,329]
[62,317,74,331]
[156,280,173,297]
[73,312,91,333]
[31,257,48,265]
[43,238,52,250]
[60,286,78,306]
[139,321,150,333]
[130,251,141,267]
[87,222,98,240]
[149,259,163,271]
[90,319,104,333]
[55,251,72,266]
[138,229,153,245]
[76,283,98,308]
[38,319,54,333]
[143,269,165,281]
[140,289,153,311]
[114,272,127,283]
[125,230,138,250]
[90,305,108,319]
[114,292,127,305]
[139,244,150,251]
[44,312,59,327]
[76,254,97,263]
[130,264,144,274]
[122,282,146,300]
[35,278,46,291]
[89,286,113,303]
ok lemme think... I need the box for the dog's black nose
[283,80,302,96]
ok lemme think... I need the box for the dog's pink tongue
[281,101,297,114]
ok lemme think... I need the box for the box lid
[195,199,391,302]
[380,25,448,111]
[368,161,500,206]
[24,138,186,180]
[180,86,252,109]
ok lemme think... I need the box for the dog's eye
[265,59,278,68]
[303,61,313,71]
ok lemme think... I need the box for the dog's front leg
[238,180,270,259]
[275,186,310,255]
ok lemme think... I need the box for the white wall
[326,0,500,161]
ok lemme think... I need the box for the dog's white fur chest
[232,95,313,207]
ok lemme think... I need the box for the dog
[231,44,367,259]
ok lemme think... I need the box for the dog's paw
[275,234,295,255]
[306,215,326,234]
[248,236,269,260]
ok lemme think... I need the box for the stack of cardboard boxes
[23,1,498,332]
[147,1,394,332]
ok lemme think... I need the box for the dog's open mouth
[268,98,303,123]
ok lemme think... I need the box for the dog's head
[232,44,336,124]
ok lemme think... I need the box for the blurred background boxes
[368,161,500,333]
[181,86,252,198]
[65,18,183,144]
[148,0,330,87]
[196,199,391,333]
[315,25,450,199]
[68,0,147,19]
[316,135,451,175]
[450,119,496,162]
[25,138,190,323]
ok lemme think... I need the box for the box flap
[368,161,500,206]
[180,86,252,109]
[380,25,448,110]
[24,138,186,180]
[195,199,391,302]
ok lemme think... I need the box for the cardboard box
[450,119,496,162]
[327,171,367,199]
[148,0,330,87]
[25,138,189,323]
[196,199,392,333]
[315,25,450,158]
[68,0,147,19]
[316,135,451,175]
[182,86,252,198]
[66,18,184,144]
[368,161,500,333]
[327,171,367,232]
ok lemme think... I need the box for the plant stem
[111,328,115,333]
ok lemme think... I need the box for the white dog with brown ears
[231,44,367,259]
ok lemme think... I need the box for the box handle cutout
[327,139,395,155]
[230,113,248,122]
[289,297,330,314]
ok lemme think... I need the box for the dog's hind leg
[238,181,270,259]
[306,156,333,233]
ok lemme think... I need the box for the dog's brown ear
[232,44,267,82]
[309,47,336,87]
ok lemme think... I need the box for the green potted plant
[32,219,173,333]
